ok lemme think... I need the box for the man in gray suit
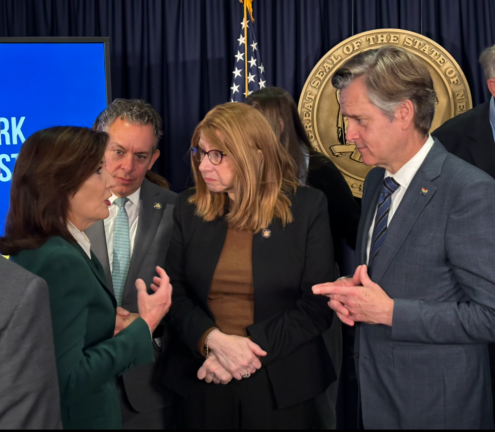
[313,46,495,429]
[87,99,177,429]
[0,256,62,429]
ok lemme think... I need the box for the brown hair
[189,103,298,232]
[246,87,314,182]
[0,126,108,255]
[332,46,436,136]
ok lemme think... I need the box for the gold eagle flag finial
[239,0,255,22]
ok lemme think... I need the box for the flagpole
[244,1,249,98]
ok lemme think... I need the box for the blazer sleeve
[247,192,335,366]
[165,194,217,357]
[39,249,154,406]
[0,276,62,429]
[392,177,495,343]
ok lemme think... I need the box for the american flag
[230,17,267,102]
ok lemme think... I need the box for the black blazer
[432,100,495,179]
[307,152,361,268]
[163,187,336,409]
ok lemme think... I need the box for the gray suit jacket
[0,257,62,429]
[355,140,495,429]
[86,178,177,415]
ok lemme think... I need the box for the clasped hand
[197,332,267,384]
[312,264,394,327]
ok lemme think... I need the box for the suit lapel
[123,181,163,298]
[71,241,116,306]
[85,220,113,293]
[370,141,445,282]
[469,101,495,178]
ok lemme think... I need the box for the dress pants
[177,368,314,430]
[117,377,175,429]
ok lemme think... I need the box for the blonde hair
[332,46,436,136]
[189,103,298,232]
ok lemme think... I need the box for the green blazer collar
[69,240,115,306]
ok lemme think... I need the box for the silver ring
[242,372,251,379]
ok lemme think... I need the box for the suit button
[355,352,359,359]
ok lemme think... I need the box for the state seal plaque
[298,29,472,198]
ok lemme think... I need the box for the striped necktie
[112,197,130,306]
[368,177,400,271]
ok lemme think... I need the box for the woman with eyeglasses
[163,103,336,429]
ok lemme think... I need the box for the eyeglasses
[190,147,227,166]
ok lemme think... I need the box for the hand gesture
[313,265,395,327]
[136,266,172,333]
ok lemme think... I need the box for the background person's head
[479,44,495,98]
[0,126,113,256]
[94,98,162,197]
[246,87,313,182]
[189,102,298,232]
[332,46,436,173]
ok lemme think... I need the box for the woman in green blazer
[0,127,172,429]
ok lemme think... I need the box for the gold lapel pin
[261,229,271,239]
[154,202,162,210]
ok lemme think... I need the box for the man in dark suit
[433,44,495,178]
[432,43,495,420]
[0,256,62,429]
[87,99,177,429]
[314,46,495,429]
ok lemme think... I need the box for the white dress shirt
[366,135,435,263]
[67,220,92,259]
[104,187,141,272]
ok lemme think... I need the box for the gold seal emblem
[153,202,162,210]
[298,29,472,198]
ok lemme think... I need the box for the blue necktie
[112,197,130,306]
[368,177,400,270]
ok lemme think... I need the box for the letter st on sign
[0,117,26,182]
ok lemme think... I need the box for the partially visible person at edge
[246,87,361,429]
[0,257,62,429]
[89,99,177,429]
[0,126,172,430]
[162,102,336,429]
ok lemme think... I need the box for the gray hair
[332,46,436,136]
[479,45,495,80]
[93,98,163,151]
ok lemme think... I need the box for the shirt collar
[385,134,435,188]
[109,187,141,209]
[67,220,92,259]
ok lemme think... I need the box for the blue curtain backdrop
[1,0,494,191]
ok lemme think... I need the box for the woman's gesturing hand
[197,352,233,385]
[207,331,267,380]
[136,266,172,333]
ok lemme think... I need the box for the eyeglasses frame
[190,147,227,166]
